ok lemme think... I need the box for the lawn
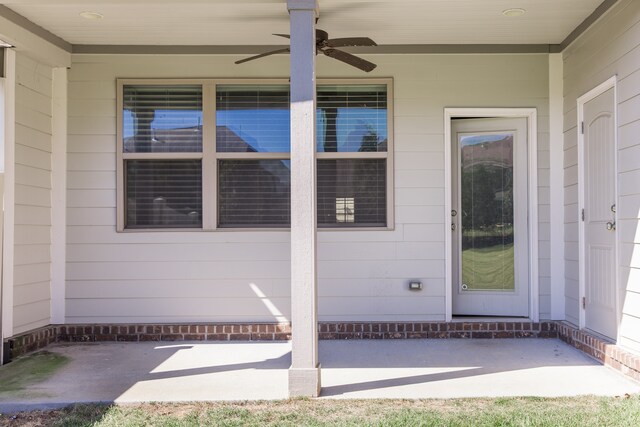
[462,243,515,291]
[1,395,639,427]
[0,351,69,397]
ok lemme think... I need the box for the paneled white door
[582,87,617,340]
[451,118,529,316]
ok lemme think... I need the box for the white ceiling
[3,0,605,46]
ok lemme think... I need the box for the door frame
[577,76,619,338]
[444,108,539,322]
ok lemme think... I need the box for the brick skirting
[4,321,639,383]
[58,323,293,343]
[317,321,558,339]
[5,321,556,357]
[5,325,58,359]
[556,321,640,382]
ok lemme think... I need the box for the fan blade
[322,48,377,72]
[273,33,290,39]
[327,37,377,48]
[235,48,290,64]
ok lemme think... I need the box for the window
[117,79,393,231]
[120,84,203,229]
[216,84,291,228]
[316,84,389,227]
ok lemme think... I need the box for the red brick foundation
[556,321,640,382]
[5,321,555,357]
[56,323,292,343]
[317,321,558,339]
[5,325,58,359]
[4,321,639,383]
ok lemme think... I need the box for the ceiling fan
[235,29,377,72]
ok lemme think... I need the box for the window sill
[117,226,396,233]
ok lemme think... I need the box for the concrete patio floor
[1,339,638,412]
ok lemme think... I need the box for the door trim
[444,108,539,322]
[577,76,619,339]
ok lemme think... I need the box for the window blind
[126,160,202,228]
[123,85,203,153]
[218,160,291,227]
[317,84,388,153]
[216,85,290,153]
[317,159,387,227]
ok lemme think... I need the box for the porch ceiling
[3,0,605,47]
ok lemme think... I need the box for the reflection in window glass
[123,85,202,153]
[218,160,291,227]
[336,197,355,223]
[459,133,515,291]
[318,159,386,227]
[317,85,387,153]
[126,160,202,228]
[216,85,290,153]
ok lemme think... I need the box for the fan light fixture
[79,11,104,20]
[502,8,526,17]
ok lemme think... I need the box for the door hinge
[581,121,584,135]
[582,297,586,309]
[581,208,585,221]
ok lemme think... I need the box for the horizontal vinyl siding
[563,0,640,352]
[66,53,549,323]
[13,53,52,335]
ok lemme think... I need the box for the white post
[51,67,67,324]
[1,48,15,344]
[287,0,320,397]
[0,57,5,365]
[549,53,566,320]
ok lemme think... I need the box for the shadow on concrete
[316,339,619,397]
[1,338,637,408]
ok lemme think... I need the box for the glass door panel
[459,133,515,292]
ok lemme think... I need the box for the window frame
[116,78,394,232]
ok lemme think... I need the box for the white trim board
[1,48,15,340]
[444,108,539,322]
[576,75,619,339]
[549,53,565,320]
[0,77,4,365]
[50,67,67,324]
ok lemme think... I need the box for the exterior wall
[13,52,52,334]
[66,53,550,323]
[563,0,640,352]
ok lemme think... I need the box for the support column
[1,48,15,354]
[287,0,320,397]
[549,53,565,320]
[51,67,67,324]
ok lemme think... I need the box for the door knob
[451,223,456,231]
[606,221,616,231]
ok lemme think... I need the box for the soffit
[3,0,604,46]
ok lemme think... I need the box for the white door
[582,87,617,340]
[451,118,529,316]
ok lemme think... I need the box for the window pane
[218,160,291,227]
[126,160,202,228]
[216,85,290,153]
[460,134,515,291]
[317,159,386,227]
[317,84,387,153]
[123,85,202,153]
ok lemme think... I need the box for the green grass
[1,396,639,427]
[0,351,69,395]
[462,243,515,291]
